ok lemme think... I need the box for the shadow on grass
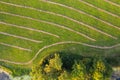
[58,50,120,69]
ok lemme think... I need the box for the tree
[92,58,112,80]
[71,61,86,80]
[31,53,113,80]
[31,53,63,80]
[43,53,63,79]
[58,70,70,80]
[44,53,62,72]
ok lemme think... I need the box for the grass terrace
[0,0,120,72]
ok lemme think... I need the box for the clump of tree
[31,53,113,80]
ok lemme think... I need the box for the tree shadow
[58,50,120,70]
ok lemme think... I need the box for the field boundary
[0,41,120,65]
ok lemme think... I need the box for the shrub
[31,53,113,80]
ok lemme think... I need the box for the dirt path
[0,41,120,65]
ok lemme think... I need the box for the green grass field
[0,0,120,69]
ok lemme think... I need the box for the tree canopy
[31,53,112,80]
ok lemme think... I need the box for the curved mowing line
[40,0,118,39]
[79,0,120,18]
[41,0,120,31]
[0,1,119,39]
[104,0,120,7]
[0,11,96,41]
[0,42,31,51]
[1,1,120,31]
[0,41,120,65]
[0,21,59,38]
[0,32,42,43]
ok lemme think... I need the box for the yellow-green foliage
[71,62,86,80]
[30,66,44,80]
[44,64,51,73]
[92,59,106,80]
[58,70,70,80]
[96,60,106,72]
[92,71,103,80]
[31,53,63,80]
[0,66,12,74]
[49,54,62,71]
[92,58,112,80]
[44,53,62,73]
[31,53,113,80]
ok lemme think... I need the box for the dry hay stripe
[79,0,120,30]
[0,42,31,51]
[0,1,118,39]
[0,21,59,38]
[0,41,120,65]
[0,31,42,43]
[104,0,120,7]
[1,1,120,31]
[41,0,120,30]
[41,0,118,39]
[0,11,96,41]
[79,0,120,18]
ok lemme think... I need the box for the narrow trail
[0,21,59,38]
[0,42,31,51]
[0,32,42,43]
[0,11,96,41]
[79,0,120,18]
[104,0,120,7]
[0,41,120,65]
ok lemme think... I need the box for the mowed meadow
[0,0,120,67]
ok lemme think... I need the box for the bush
[71,61,86,80]
[91,58,112,80]
[31,53,113,80]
